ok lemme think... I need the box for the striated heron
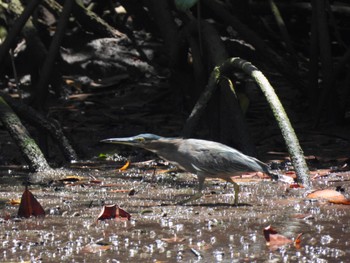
[101,134,288,205]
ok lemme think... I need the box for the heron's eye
[137,137,145,142]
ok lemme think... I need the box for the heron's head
[101,134,163,148]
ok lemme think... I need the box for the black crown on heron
[101,133,279,205]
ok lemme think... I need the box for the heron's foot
[176,192,203,205]
[233,195,239,206]
[227,178,240,206]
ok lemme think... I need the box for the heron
[101,134,288,205]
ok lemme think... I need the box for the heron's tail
[267,169,294,184]
[252,157,294,184]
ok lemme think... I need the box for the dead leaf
[289,183,304,189]
[8,199,21,205]
[97,204,131,221]
[263,226,303,250]
[17,186,45,218]
[294,233,303,249]
[81,243,111,254]
[306,189,350,205]
[263,226,293,249]
[119,160,130,171]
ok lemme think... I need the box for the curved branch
[183,57,311,187]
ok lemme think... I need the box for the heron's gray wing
[183,143,267,176]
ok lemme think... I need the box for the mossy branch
[0,96,51,172]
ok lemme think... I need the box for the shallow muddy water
[0,165,349,262]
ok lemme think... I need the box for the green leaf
[175,0,199,11]
[98,153,107,159]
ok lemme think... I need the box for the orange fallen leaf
[18,186,45,218]
[8,199,21,205]
[289,183,304,189]
[97,204,131,221]
[294,233,303,249]
[306,189,350,205]
[119,160,130,171]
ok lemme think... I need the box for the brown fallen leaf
[263,226,302,250]
[97,204,131,221]
[306,189,350,205]
[264,225,292,245]
[18,186,45,218]
[81,243,111,254]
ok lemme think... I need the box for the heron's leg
[226,178,240,205]
[197,174,205,192]
[176,192,203,205]
[176,175,205,205]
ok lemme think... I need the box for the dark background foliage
[0,0,350,168]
